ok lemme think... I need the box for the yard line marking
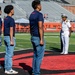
[0,48,33,53]
[0,48,75,54]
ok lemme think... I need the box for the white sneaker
[64,53,68,55]
[5,69,18,74]
[61,52,64,54]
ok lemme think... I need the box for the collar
[62,19,69,23]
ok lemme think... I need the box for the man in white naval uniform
[61,14,71,54]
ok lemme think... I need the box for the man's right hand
[40,40,44,46]
[10,40,14,46]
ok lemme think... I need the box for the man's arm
[0,25,2,35]
[38,21,44,45]
[67,22,71,37]
[69,27,71,37]
[10,27,14,46]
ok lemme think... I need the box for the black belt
[31,34,39,37]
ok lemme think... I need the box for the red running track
[0,49,75,75]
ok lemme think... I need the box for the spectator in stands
[0,6,2,69]
[61,14,71,54]
[29,0,45,75]
[4,5,18,74]
[44,14,48,20]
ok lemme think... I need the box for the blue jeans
[31,36,45,75]
[4,36,16,71]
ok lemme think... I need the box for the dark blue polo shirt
[0,18,2,26]
[4,16,15,37]
[29,10,44,37]
[0,18,2,35]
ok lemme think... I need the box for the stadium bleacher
[0,0,75,22]
[65,0,75,5]
[0,3,26,20]
[15,0,75,22]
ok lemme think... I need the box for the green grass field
[0,32,75,52]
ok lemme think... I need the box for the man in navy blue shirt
[4,5,18,74]
[29,1,45,75]
[0,7,2,32]
[0,7,2,46]
[0,6,2,69]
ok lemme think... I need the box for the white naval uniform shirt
[61,20,71,36]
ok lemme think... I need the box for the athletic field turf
[0,49,75,75]
[0,32,75,52]
[0,33,75,75]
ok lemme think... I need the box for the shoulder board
[66,20,68,22]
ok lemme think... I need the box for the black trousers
[60,31,63,52]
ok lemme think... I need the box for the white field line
[46,49,75,53]
[46,41,75,45]
[1,45,28,53]
[0,48,33,54]
[15,34,30,35]
[0,48,75,54]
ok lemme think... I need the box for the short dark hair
[0,7,1,11]
[32,0,40,9]
[4,5,14,14]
